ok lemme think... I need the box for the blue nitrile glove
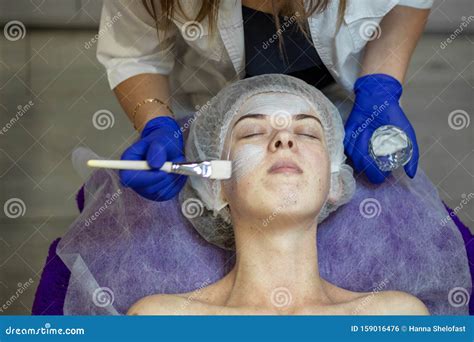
[343,73,419,184]
[120,116,187,201]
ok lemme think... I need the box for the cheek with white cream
[231,144,266,180]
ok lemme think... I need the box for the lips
[268,159,303,174]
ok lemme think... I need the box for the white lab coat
[96,0,433,116]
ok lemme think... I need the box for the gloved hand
[120,116,187,201]
[343,73,419,184]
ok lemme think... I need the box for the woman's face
[220,92,331,223]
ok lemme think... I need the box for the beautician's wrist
[135,112,173,133]
[140,115,180,139]
[133,99,174,132]
[354,73,403,100]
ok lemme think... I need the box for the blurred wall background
[1,0,473,32]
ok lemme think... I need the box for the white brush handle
[87,159,172,172]
[87,159,232,179]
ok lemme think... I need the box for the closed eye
[298,133,319,139]
[242,133,265,138]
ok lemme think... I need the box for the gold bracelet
[132,98,174,130]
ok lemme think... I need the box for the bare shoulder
[373,291,430,315]
[127,294,195,315]
[127,275,232,315]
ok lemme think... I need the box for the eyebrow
[233,113,322,128]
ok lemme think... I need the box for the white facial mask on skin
[232,144,266,180]
[225,93,320,180]
[237,93,317,119]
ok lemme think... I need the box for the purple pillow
[54,165,470,315]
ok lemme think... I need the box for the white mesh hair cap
[178,74,356,250]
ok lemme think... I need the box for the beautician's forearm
[113,73,173,132]
[359,6,430,83]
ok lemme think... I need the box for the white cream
[231,144,266,180]
[372,129,409,156]
[237,93,316,117]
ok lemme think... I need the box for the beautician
[96,0,433,201]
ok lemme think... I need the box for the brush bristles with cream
[87,159,232,180]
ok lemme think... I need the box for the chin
[262,173,305,189]
[257,191,318,213]
[263,176,320,200]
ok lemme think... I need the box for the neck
[224,215,331,312]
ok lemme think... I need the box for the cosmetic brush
[86,159,232,180]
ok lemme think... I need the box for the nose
[270,130,295,151]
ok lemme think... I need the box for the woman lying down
[127,74,429,315]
